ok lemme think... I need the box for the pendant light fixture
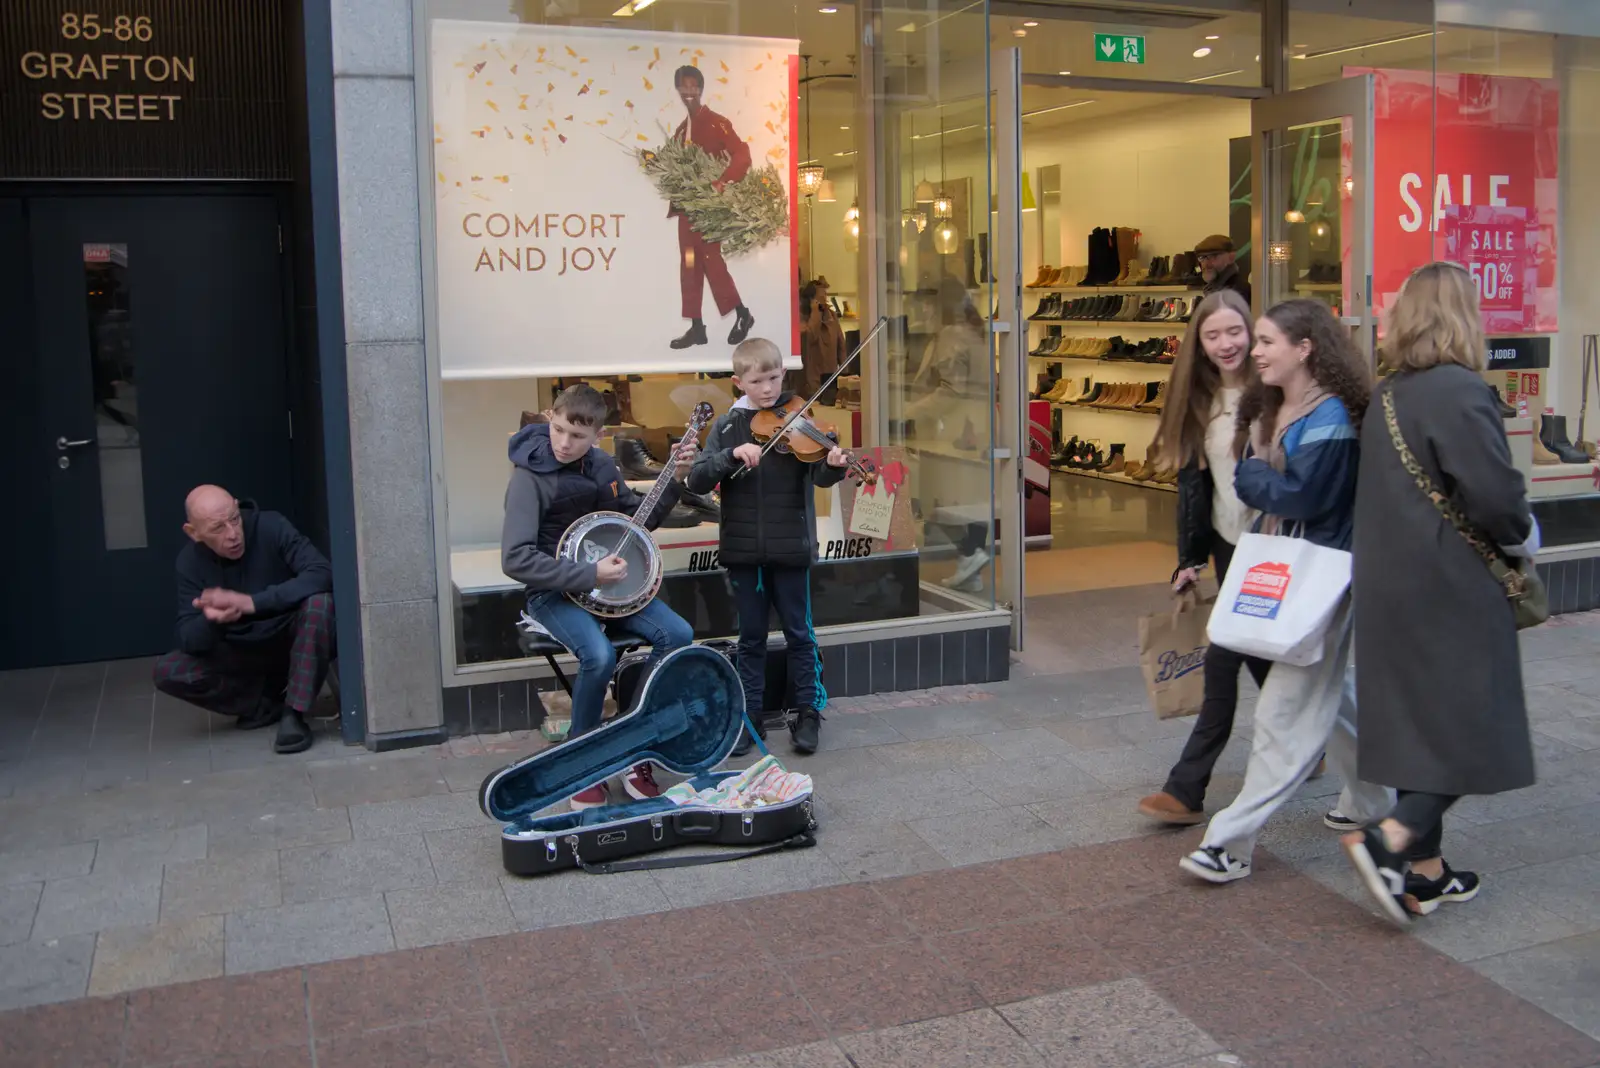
[797,55,825,196]
[932,107,954,220]
[931,108,958,254]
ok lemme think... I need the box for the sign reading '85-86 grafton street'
[0,0,289,180]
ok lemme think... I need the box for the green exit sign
[1094,33,1145,64]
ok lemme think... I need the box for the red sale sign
[1441,205,1535,330]
[1348,68,1559,334]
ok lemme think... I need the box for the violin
[748,396,878,485]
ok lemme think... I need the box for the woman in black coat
[1342,262,1537,925]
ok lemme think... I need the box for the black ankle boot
[727,305,755,344]
[1491,387,1516,418]
[1544,414,1589,463]
[790,707,822,754]
[273,708,312,754]
[670,321,708,349]
[615,437,664,480]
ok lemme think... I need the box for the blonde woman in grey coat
[1342,262,1537,925]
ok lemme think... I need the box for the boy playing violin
[687,338,849,754]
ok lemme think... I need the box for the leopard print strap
[1382,388,1523,595]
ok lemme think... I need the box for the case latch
[650,815,664,842]
[544,838,558,862]
[741,811,754,837]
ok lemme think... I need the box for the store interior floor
[1018,469,1178,676]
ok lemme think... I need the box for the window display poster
[1349,68,1559,334]
[836,448,913,553]
[430,21,799,378]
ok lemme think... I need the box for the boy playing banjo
[502,384,697,809]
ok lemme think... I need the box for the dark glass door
[15,194,292,666]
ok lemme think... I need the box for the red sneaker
[623,762,660,800]
[570,782,611,810]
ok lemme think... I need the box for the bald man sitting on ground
[152,485,334,754]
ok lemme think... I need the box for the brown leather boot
[1138,791,1204,825]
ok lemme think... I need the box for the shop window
[1288,2,1600,547]
[420,0,1001,673]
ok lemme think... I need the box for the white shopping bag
[1205,532,1351,666]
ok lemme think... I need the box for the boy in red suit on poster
[669,64,757,350]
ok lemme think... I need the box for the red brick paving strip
[2,838,1597,1068]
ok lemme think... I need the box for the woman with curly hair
[1180,299,1395,884]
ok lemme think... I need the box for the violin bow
[731,315,889,478]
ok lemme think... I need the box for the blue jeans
[525,591,694,737]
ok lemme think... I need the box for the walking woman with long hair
[1341,262,1537,924]
[1180,299,1395,884]
[1138,290,1271,825]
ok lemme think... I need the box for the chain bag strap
[1382,389,1548,629]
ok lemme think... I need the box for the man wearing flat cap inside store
[1195,234,1251,306]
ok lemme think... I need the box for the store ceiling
[524,0,1556,167]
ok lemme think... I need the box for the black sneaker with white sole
[1404,864,1481,915]
[1179,846,1251,884]
[1341,826,1411,926]
[1324,810,1362,832]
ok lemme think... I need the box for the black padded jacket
[686,394,848,567]
[1175,459,1216,576]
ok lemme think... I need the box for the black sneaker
[1179,845,1250,884]
[730,718,767,757]
[1323,810,1362,832]
[1404,863,1481,915]
[1341,827,1411,926]
[790,707,823,754]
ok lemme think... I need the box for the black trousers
[727,564,824,713]
[1162,540,1272,811]
[1392,790,1459,863]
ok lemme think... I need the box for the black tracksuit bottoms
[727,564,825,714]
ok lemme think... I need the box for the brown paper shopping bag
[1138,592,1212,720]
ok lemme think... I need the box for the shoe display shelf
[1048,461,1178,494]
[1026,284,1197,294]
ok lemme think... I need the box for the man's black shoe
[790,707,823,754]
[273,708,313,754]
[238,697,284,731]
[658,502,703,528]
[615,437,665,480]
[728,306,755,345]
[679,488,721,522]
[671,322,708,349]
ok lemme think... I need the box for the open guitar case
[479,644,818,876]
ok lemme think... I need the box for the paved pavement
[2,602,1599,1066]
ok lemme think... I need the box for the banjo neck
[627,452,679,527]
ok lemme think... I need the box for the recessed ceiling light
[819,5,838,12]
[1192,46,1212,58]
[1205,35,1220,40]
[840,124,850,130]
[1057,70,1071,75]
[1012,27,1027,37]
[1293,43,1307,49]
[1023,20,1038,27]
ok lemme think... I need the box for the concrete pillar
[330,0,444,745]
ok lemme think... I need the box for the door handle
[56,436,92,450]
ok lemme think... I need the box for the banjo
[556,401,715,619]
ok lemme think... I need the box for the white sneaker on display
[943,549,990,588]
